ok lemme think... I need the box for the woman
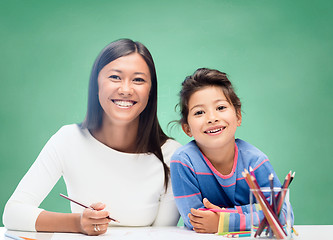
[3,39,181,235]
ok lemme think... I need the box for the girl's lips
[204,126,226,135]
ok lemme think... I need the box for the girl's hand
[188,198,221,233]
[79,202,111,235]
[202,198,221,210]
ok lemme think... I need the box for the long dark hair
[81,39,170,189]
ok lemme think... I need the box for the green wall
[1,0,332,226]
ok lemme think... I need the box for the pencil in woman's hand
[59,193,119,223]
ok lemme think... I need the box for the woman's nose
[118,81,133,96]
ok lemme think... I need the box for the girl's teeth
[208,128,221,133]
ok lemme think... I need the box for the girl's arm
[170,156,206,229]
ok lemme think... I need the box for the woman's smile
[111,99,137,108]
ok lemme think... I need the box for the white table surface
[1,225,333,240]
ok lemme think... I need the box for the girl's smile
[204,125,226,135]
[182,86,241,154]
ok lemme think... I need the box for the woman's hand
[79,202,111,235]
[188,198,221,233]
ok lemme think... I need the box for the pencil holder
[250,187,292,239]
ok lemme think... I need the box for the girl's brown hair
[179,68,241,124]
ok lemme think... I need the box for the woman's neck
[91,118,139,153]
[200,139,236,175]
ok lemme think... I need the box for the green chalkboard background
[1,0,332,227]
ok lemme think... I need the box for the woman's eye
[194,110,204,116]
[109,75,120,80]
[217,106,226,111]
[133,78,145,83]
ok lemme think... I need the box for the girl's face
[182,86,241,152]
[97,53,151,126]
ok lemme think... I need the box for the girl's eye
[108,75,121,80]
[194,110,204,116]
[217,106,226,111]
[133,78,145,83]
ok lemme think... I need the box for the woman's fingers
[90,202,106,211]
[80,203,111,235]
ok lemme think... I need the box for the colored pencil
[19,237,38,240]
[269,173,277,215]
[59,193,119,223]
[226,233,251,238]
[255,171,294,238]
[4,233,25,240]
[243,170,286,239]
[218,231,251,236]
[198,208,238,213]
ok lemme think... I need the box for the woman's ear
[181,123,192,137]
[237,110,242,127]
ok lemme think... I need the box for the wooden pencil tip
[249,166,253,172]
[292,172,296,177]
[269,173,274,180]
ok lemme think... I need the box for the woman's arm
[36,211,82,233]
[151,179,180,226]
[36,202,111,235]
[3,138,63,231]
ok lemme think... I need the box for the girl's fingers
[193,227,207,233]
[190,208,204,217]
[203,198,221,209]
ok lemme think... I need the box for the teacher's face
[97,53,151,126]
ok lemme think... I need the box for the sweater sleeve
[170,153,205,229]
[2,135,63,231]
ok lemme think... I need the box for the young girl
[170,68,293,233]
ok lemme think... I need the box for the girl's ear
[181,123,192,137]
[237,110,242,127]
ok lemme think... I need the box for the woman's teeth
[113,100,134,107]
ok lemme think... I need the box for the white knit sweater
[3,124,181,231]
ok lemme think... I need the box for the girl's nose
[207,112,219,124]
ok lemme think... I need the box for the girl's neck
[91,117,139,153]
[200,139,236,175]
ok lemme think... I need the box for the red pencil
[243,170,286,239]
[60,193,119,223]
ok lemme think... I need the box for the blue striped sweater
[170,139,293,231]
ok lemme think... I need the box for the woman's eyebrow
[107,69,148,76]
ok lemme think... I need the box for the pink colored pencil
[198,208,238,213]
